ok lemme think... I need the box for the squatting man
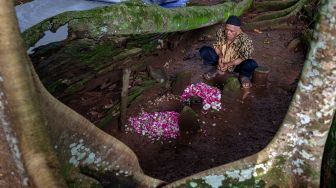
[200,15,258,89]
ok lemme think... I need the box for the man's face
[225,24,241,41]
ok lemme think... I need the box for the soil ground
[99,4,306,182]
[102,26,305,182]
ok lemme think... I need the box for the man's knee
[199,46,218,66]
[241,59,258,67]
[199,46,217,57]
[240,59,258,70]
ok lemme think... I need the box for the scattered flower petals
[128,111,180,140]
[148,93,181,106]
[181,83,222,111]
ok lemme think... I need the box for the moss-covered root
[244,0,309,30]
[22,0,253,48]
[96,80,157,128]
[165,0,336,186]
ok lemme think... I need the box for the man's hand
[217,61,228,72]
[219,58,243,71]
[218,57,223,64]
[231,58,243,66]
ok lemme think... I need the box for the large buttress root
[0,1,163,187]
[165,0,336,187]
[245,0,319,30]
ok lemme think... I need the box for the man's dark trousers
[199,46,258,78]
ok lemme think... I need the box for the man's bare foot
[241,88,251,99]
[239,76,252,89]
[203,73,211,80]
[203,72,216,80]
[217,70,226,75]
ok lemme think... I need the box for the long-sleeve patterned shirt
[213,28,254,72]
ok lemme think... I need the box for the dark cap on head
[226,16,241,27]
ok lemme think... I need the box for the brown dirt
[42,10,305,183]
[101,25,305,182]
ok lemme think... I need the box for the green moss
[221,176,256,188]
[95,111,118,129]
[302,162,320,181]
[31,19,177,102]
[58,162,103,188]
[97,63,118,75]
[255,180,266,188]
[61,39,140,73]
[128,80,157,101]
[179,105,200,133]
[275,156,286,165]
[60,162,75,179]
[23,0,253,48]
[113,48,142,61]
[96,80,157,128]
[65,84,82,95]
[180,175,266,188]
[265,166,285,183]
[127,33,167,48]
[74,42,117,65]
[46,79,65,94]
[60,37,149,73]
[142,42,158,53]
[223,76,240,92]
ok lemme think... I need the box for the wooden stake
[119,68,131,130]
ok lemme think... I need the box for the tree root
[254,0,298,12]
[265,22,304,30]
[244,0,308,30]
[251,0,304,22]
[1,2,165,187]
